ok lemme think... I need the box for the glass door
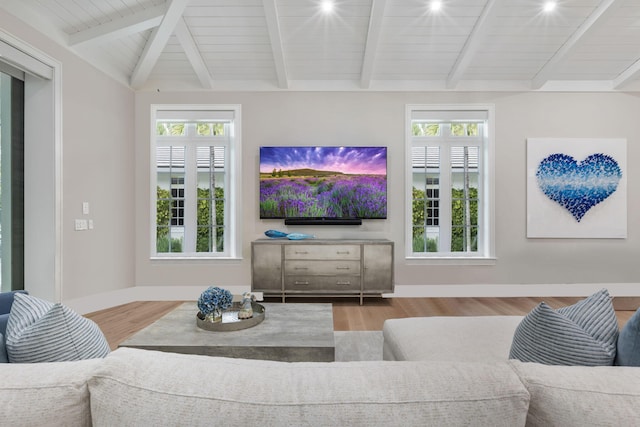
[0,71,25,292]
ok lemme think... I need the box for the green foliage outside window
[156,186,225,253]
[412,123,440,136]
[196,123,225,136]
[156,236,183,253]
[451,187,478,252]
[196,187,225,252]
[156,123,185,136]
[412,186,478,253]
[157,122,225,136]
[451,123,478,136]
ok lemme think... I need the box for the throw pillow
[615,307,640,366]
[509,289,618,366]
[6,293,110,363]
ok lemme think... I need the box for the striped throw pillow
[6,293,110,363]
[509,289,618,366]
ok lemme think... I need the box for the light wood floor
[85,297,637,351]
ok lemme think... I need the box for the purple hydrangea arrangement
[197,286,233,316]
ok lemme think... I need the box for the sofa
[2,288,640,426]
[0,317,636,427]
[383,315,640,426]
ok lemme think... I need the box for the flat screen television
[259,146,387,224]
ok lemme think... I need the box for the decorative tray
[196,301,265,332]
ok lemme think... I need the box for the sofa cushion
[616,307,640,366]
[0,291,27,336]
[89,347,530,427]
[509,359,640,426]
[0,290,27,316]
[0,358,101,426]
[509,289,618,366]
[383,316,523,362]
[0,313,8,337]
[6,293,110,363]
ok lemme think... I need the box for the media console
[251,239,394,305]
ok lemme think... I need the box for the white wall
[135,91,640,293]
[0,9,136,302]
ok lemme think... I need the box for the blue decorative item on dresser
[264,230,315,240]
[264,229,288,238]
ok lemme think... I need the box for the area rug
[334,331,383,362]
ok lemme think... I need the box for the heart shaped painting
[536,153,622,222]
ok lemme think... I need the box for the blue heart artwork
[536,153,622,222]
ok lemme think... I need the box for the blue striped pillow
[509,289,618,366]
[6,293,110,363]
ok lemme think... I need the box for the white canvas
[527,138,627,238]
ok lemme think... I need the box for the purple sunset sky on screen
[260,146,387,175]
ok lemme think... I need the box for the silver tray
[196,301,265,332]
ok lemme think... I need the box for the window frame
[150,104,242,260]
[405,104,495,264]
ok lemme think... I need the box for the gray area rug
[334,331,383,362]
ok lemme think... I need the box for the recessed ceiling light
[430,1,443,12]
[321,1,334,14]
[543,1,557,13]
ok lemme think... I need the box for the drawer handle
[336,281,351,286]
[336,251,350,255]
[294,281,309,286]
[294,267,308,271]
[294,251,309,255]
[336,266,351,270]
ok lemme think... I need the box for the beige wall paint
[0,9,136,302]
[135,91,640,290]
[3,5,639,302]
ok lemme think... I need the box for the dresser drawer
[284,276,360,292]
[284,245,360,260]
[284,260,361,276]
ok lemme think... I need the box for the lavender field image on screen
[260,147,387,219]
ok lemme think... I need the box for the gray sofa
[1,315,639,426]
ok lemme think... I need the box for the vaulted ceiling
[3,0,640,91]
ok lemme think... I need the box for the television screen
[259,146,387,220]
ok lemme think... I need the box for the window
[406,106,494,259]
[152,106,241,258]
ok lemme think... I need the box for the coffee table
[119,302,335,362]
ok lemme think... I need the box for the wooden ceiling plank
[531,0,625,90]
[446,0,502,90]
[174,16,213,89]
[262,0,289,89]
[130,0,190,89]
[360,0,387,89]
[69,4,166,47]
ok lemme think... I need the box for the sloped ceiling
[3,0,640,92]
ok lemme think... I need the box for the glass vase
[205,307,223,323]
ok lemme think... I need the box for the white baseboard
[65,285,251,315]
[65,283,640,315]
[387,283,640,298]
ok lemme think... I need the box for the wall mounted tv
[259,146,387,225]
